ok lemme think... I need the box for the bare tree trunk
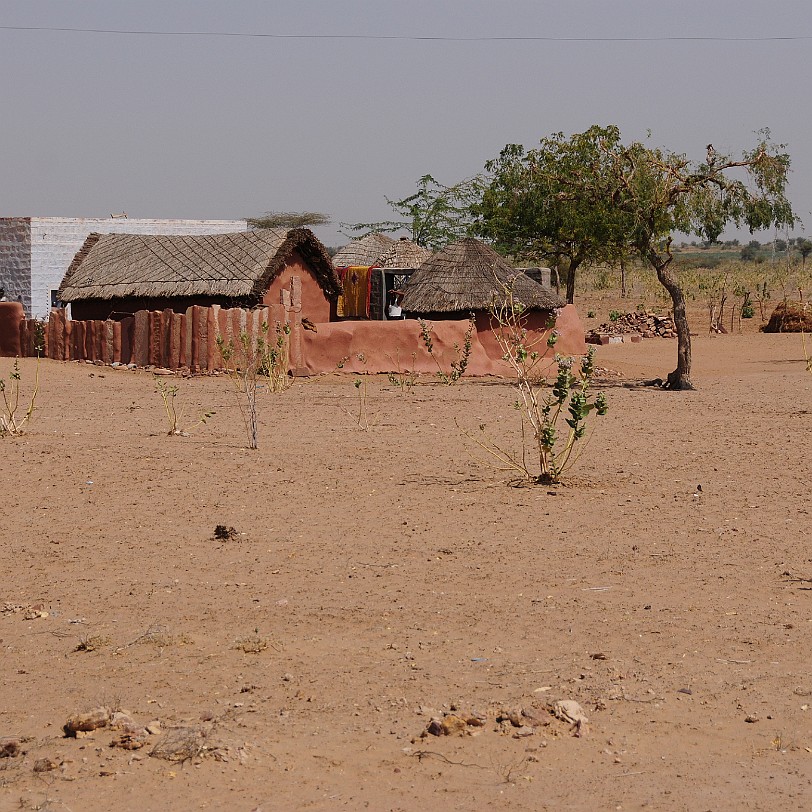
[620,257,627,298]
[551,263,561,297]
[652,255,694,390]
[565,258,578,305]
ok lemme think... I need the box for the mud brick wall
[38,298,302,374]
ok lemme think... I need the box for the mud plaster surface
[1,312,811,811]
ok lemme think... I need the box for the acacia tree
[592,130,795,389]
[475,127,632,303]
[343,174,483,250]
[479,125,795,389]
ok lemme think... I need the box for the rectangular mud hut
[58,227,342,324]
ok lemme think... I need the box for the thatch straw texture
[376,238,433,270]
[762,301,812,333]
[400,238,565,314]
[332,233,394,267]
[59,228,341,303]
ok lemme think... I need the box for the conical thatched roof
[59,228,341,303]
[400,238,565,314]
[376,237,433,270]
[332,233,394,267]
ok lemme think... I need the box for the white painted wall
[3,217,248,319]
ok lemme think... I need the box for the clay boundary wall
[2,281,587,376]
[41,298,298,372]
[1,277,305,372]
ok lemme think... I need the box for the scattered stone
[745,714,759,723]
[23,604,49,620]
[145,721,162,736]
[63,707,111,737]
[552,700,589,736]
[425,712,477,737]
[32,758,59,773]
[110,727,149,750]
[513,725,535,738]
[109,711,137,730]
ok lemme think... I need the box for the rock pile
[587,310,676,344]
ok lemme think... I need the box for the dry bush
[150,726,208,763]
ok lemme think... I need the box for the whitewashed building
[0,217,248,319]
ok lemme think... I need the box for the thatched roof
[332,233,394,267]
[59,228,341,303]
[376,237,433,270]
[400,238,565,314]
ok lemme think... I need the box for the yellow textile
[339,266,371,318]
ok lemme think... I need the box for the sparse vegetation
[154,376,214,436]
[216,320,292,449]
[469,293,607,485]
[0,358,39,437]
[353,354,370,430]
[418,316,474,385]
[386,349,419,394]
[234,630,271,654]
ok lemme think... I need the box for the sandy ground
[1,310,811,811]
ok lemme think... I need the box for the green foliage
[540,126,795,388]
[154,376,214,436]
[473,291,607,485]
[343,174,483,249]
[475,126,636,303]
[608,310,621,322]
[247,211,330,230]
[0,358,39,437]
[418,316,474,384]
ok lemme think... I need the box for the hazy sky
[2,0,810,247]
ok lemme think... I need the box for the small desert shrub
[234,631,270,653]
[473,291,608,485]
[217,320,291,449]
[154,376,213,436]
[258,322,293,393]
[419,316,474,385]
[387,349,419,394]
[0,358,39,437]
[74,634,109,653]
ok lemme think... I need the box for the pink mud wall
[0,302,24,356]
[262,250,332,323]
[302,305,587,377]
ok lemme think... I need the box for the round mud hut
[400,237,584,358]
